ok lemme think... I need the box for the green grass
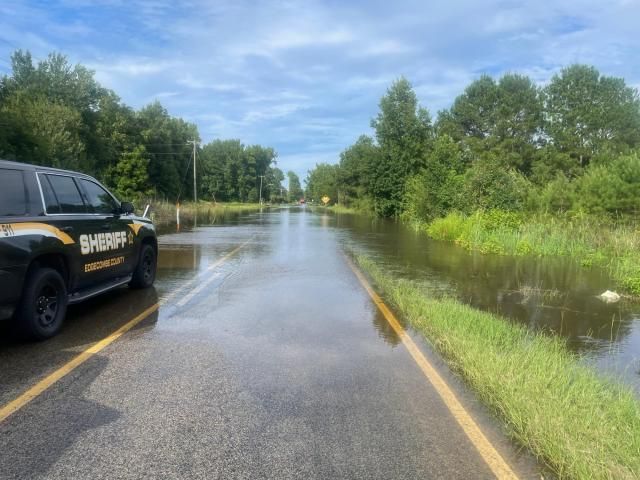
[310,200,375,216]
[424,210,640,294]
[354,254,640,479]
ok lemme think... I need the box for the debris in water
[599,290,621,303]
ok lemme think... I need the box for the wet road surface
[0,208,542,479]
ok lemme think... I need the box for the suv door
[39,173,115,289]
[0,167,31,319]
[76,177,135,278]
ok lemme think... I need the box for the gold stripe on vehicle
[10,223,75,245]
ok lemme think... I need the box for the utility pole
[187,140,199,203]
[258,175,265,205]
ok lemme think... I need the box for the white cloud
[88,58,178,76]
[3,0,640,181]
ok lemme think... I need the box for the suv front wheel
[17,267,68,340]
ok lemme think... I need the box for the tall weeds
[426,211,640,293]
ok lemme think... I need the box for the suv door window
[0,168,27,216]
[45,175,87,214]
[39,174,61,213]
[77,179,118,214]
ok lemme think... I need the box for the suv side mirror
[120,201,135,215]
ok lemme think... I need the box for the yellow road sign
[321,196,330,205]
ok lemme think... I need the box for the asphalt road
[0,208,542,479]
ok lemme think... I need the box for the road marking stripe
[345,256,519,480]
[176,272,222,307]
[0,303,159,423]
[161,240,251,305]
[0,240,251,423]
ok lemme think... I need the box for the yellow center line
[0,240,251,424]
[160,239,251,306]
[345,256,519,480]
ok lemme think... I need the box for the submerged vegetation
[354,254,640,479]
[150,201,264,229]
[425,210,640,293]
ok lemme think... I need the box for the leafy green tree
[287,171,304,202]
[200,140,278,203]
[437,75,498,144]
[137,101,198,200]
[402,135,465,222]
[460,157,531,212]
[531,174,576,213]
[575,153,640,214]
[544,65,640,167]
[437,73,542,172]
[1,92,85,170]
[200,140,244,201]
[107,146,153,200]
[337,135,379,205]
[0,48,280,204]
[266,166,286,202]
[305,163,339,203]
[371,77,433,216]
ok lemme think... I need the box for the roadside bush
[402,135,465,223]
[530,173,576,213]
[460,158,530,212]
[426,211,467,241]
[575,153,640,214]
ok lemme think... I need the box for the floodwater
[1,205,543,478]
[168,206,640,393]
[329,211,640,392]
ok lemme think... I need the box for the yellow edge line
[0,240,251,424]
[345,256,519,480]
[0,303,159,423]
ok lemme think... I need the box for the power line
[138,152,193,156]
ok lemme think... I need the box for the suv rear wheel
[17,267,68,340]
[130,244,156,289]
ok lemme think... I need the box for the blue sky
[1,0,639,180]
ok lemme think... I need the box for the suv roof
[0,159,95,180]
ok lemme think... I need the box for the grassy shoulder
[423,210,640,295]
[354,254,640,479]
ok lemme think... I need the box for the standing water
[163,207,640,393]
[325,210,640,393]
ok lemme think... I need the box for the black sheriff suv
[0,160,157,340]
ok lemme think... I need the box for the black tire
[130,244,156,289]
[16,267,68,340]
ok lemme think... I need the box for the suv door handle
[60,226,74,234]
[100,224,111,230]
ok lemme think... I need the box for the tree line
[0,50,295,203]
[305,66,640,219]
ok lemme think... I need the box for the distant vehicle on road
[0,160,157,339]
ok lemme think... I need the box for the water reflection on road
[150,207,640,392]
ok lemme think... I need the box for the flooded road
[0,207,541,479]
[330,212,640,393]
